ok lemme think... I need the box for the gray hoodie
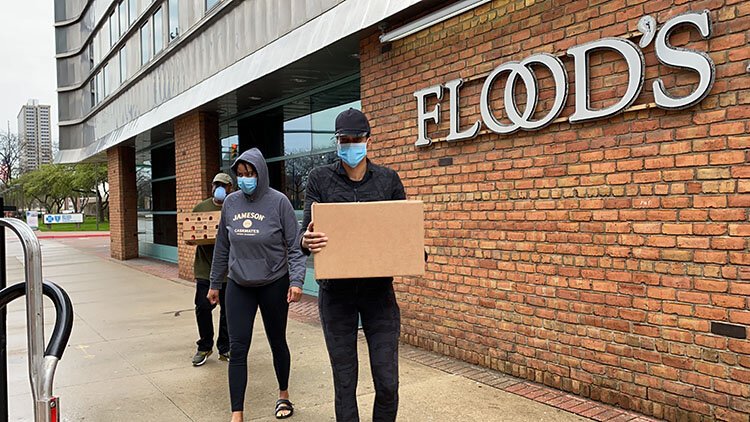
[209,148,306,290]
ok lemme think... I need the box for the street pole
[95,187,100,231]
[0,195,8,422]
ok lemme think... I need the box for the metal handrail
[0,281,73,358]
[0,281,73,420]
[0,218,48,422]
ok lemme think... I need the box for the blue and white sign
[44,213,84,224]
[26,211,39,230]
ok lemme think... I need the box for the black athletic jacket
[299,158,406,285]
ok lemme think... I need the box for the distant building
[17,99,53,173]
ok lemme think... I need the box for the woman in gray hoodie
[208,148,306,421]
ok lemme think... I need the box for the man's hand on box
[302,221,328,253]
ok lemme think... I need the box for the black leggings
[226,275,291,412]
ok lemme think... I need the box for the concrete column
[174,112,220,281]
[107,145,138,260]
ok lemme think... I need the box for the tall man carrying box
[300,108,405,422]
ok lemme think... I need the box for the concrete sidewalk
[3,237,650,421]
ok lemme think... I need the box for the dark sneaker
[192,350,212,366]
[219,351,230,362]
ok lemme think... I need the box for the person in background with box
[300,108,406,422]
[208,148,305,421]
[192,172,234,367]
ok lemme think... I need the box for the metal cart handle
[0,281,74,359]
[0,218,71,422]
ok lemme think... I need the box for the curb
[35,232,110,239]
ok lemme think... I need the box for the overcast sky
[0,1,59,142]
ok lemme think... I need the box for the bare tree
[136,165,152,211]
[0,130,21,187]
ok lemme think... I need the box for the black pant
[226,275,291,412]
[195,279,229,353]
[318,280,400,422]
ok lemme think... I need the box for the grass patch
[38,216,110,232]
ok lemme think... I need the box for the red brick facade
[107,145,138,260]
[361,1,749,420]
[174,111,220,280]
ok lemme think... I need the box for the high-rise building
[17,99,53,173]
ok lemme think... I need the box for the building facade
[17,100,53,173]
[55,1,749,421]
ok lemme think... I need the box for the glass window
[119,47,127,83]
[88,42,94,69]
[102,64,109,97]
[140,21,151,65]
[128,0,137,25]
[136,162,152,212]
[137,143,178,260]
[102,18,110,52]
[109,11,119,46]
[93,31,101,64]
[136,160,154,243]
[168,0,179,41]
[283,114,312,156]
[95,71,103,104]
[90,79,96,106]
[221,135,239,166]
[311,100,361,151]
[119,1,128,36]
[206,0,221,12]
[153,7,164,55]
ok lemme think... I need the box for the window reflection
[137,143,177,250]
[168,0,179,41]
[219,78,360,215]
[153,7,164,55]
[140,21,151,65]
[206,0,221,13]
[119,1,128,37]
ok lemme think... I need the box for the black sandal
[275,399,294,419]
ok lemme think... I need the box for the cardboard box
[312,200,425,279]
[178,211,221,245]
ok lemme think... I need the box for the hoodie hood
[231,148,269,200]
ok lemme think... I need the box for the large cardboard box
[312,200,425,279]
[179,211,221,245]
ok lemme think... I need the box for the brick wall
[361,0,750,420]
[107,145,138,260]
[175,111,220,280]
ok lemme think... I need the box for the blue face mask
[337,142,367,168]
[237,176,257,195]
[213,186,227,203]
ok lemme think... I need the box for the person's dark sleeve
[299,169,321,255]
[391,170,406,200]
[209,207,230,290]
